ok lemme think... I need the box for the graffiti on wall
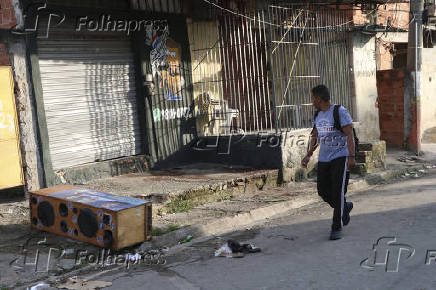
[153,107,190,123]
[146,22,184,101]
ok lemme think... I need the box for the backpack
[313,105,359,153]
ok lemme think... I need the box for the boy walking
[301,85,356,240]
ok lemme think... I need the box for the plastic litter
[125,253,142,263]
[29,282,50,290]
[214,243,233,258]
[179,235,193,244]
[215,239,261,258]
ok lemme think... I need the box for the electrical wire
[201,0,354,30]
[201,0,281,27]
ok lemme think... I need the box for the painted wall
[352,32,380,142]
[421,48,436,144]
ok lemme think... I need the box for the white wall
[352,32,381,142]
[421,48,436,144]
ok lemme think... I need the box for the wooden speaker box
[29,185,152,250]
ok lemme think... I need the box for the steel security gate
[191,3,354,134]
[268,5,353,130]
[38,40,143,170]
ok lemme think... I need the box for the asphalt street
[95,174,436,290]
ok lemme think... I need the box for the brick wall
[377,40,393,70]
[377,3,410,30]
[0,0,17,29]
[376,69,405,147]
[0,43,10,65]
[354,3,410,29]
[0,0,15,65]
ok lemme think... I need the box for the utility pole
[406,0,424,155]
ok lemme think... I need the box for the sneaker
[342,202,353,226]
[329,228,343,240]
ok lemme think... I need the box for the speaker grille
[59,203,68,217]
[103,230,113,249]
[146,204,152,236]
[78,208,98,238]
[37,201,55,227]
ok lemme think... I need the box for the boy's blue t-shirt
[313,105,353,162]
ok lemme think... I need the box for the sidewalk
[148,148,436,248]
[1,149,436,289]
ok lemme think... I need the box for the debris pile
[215,239,261,258]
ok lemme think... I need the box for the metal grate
[268,4,353,131]
[189,2,354,134]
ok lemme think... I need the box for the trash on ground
[418,169,426,173]
[215,243,233,257]
[56,277,112,290]
[126,253,142,263]
[29,282,50,290]
[179,235,193,244]
[215,239,261,258]
[62,249,75,255]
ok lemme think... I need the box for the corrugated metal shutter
[37,39,143,170]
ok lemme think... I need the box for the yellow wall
[0,66,24,189]
[187,19,224,135]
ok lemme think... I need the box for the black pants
[317,156,350,231]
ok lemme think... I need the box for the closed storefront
[37,39,143,170]
[26,0,194,185]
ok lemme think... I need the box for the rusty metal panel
[0,66,24,190]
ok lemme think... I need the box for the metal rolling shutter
[37,40,143,170]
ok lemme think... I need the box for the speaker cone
[78,208,98,238]
[37,201,55,227]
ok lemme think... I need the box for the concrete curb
[157,169,279,214]
[348,164,436,191]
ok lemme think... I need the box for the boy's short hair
[311,85,330,101]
